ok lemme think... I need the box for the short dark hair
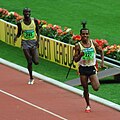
[80,28,89,34]
[23,8,31,12]
[80,21,89,34]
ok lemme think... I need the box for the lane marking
[1,58,120,111]
[0,89,68,120]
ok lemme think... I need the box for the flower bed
[94,39,120,61]
[0,8,120,61]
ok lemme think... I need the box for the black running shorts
[79,65,97,76]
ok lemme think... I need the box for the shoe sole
[28,80,34,85]
[85,110,91,113]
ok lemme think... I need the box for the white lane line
[0,89,68,120]
[1,58,120,111]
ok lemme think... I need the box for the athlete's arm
[73,43,84,62]
[34,18,40,47]
[93,41,104,67]
[14,22,22,42]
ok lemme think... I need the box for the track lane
[0,64,120,120]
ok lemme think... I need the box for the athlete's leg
[23,49,33,79]
[80,75,90,106]
[89,74,100,91]
[31,47,39,65]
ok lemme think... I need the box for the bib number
[82,48,94,60]
[23,30,35,39]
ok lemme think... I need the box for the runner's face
[23,10,31,19]
[81,30,89,41]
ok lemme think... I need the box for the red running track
[0,64,120,120]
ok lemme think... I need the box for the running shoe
[28,79,34,85]
[85,106,91,113]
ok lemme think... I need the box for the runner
[14,8,40,85]
[73,21,104,112]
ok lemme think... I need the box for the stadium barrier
[0,19,78,70]
[0,19,120,80]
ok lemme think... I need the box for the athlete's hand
[36,41,39,48]
[80,52,84,57]
[74,52,84,62]
[14,36,17,43]
[100,61,104,68]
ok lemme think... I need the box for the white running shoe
[28,79,34,85]
[85,106,91,113]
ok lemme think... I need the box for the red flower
[72,35,81,41]
[94,39,108,49]
[0,8,3,13]
[57,29,63,35]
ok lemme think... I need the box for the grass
[1,0,120,45]
[0,40,120,105]
[76,83,120,105]
[0,40,78,81]
[1,0,120,105]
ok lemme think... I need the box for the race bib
[23,30,35,39]
[82,48,94,60]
